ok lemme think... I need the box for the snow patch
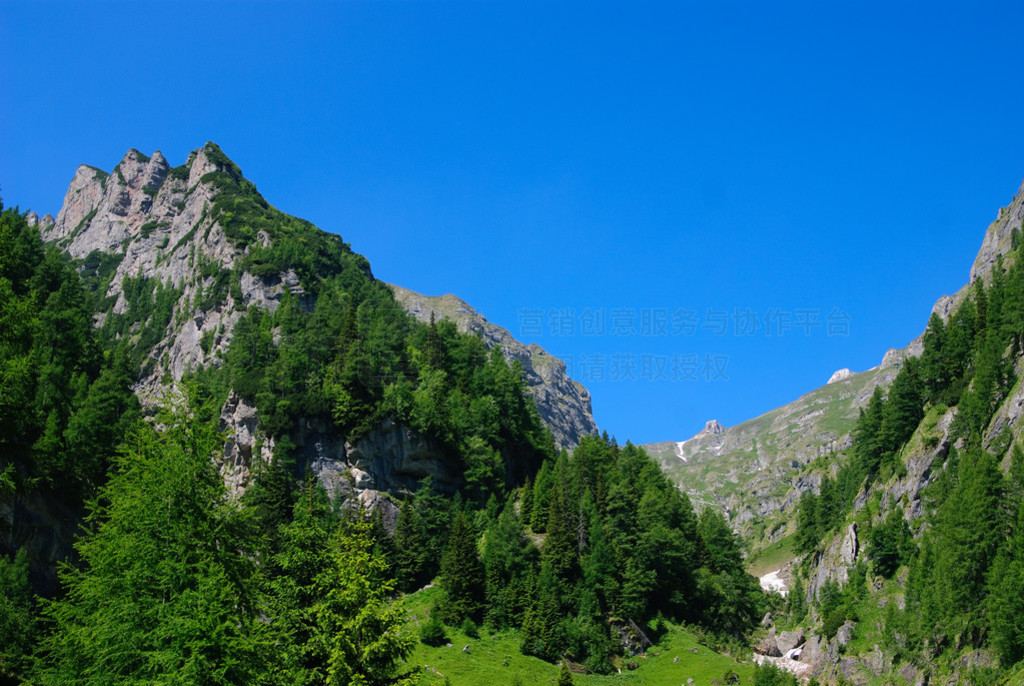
[674,441,688,462]
[752,653,813,680]
[759,569,788,597]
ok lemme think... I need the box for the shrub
[460,617,479,639]
[419,608,447,647]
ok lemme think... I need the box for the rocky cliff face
[971,177,1024,283]
[43,146,299,408]
[388,284,598,451]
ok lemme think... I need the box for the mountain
[643,361,898,539]
[644,177,1024,548]
[40,144,596,501]
[5,143,600,596]
[1,145,762,683]
[659,177,1024,684]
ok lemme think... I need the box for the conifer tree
[36,396,269,685]
[393,500,431,592]
[0,548,35,682]
[437,511,485,624]
[988,500,1024,666]
[531,460,554,532]
[919,449,1005,639]
[482,498,534,628]
[520,475,534,525]
[542,479,578,580]
[521,561,563,660]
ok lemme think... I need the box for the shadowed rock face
[388,284,598,452]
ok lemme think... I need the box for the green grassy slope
[400,587,756,686]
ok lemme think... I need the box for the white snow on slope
[759,569,788,597]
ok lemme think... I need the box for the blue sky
[2,1,1023,444]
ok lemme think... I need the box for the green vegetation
[790,238,1024,679]
[0,206,139,499]
[745,534,797,578]
[402,585,756,685]
[138,219,167,238]
[168,161,191,182]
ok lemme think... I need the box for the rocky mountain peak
[703,419,725,435]
[827,368,853,384]
[24,210,54,229]
[42,143,302,408]
[970,176,1024,283]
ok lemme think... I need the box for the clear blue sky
[2,1,1023,444]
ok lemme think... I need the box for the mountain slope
[644,361,898,539]
[674,177,1024,684]
[645,177,1024,547]
[389,284,597,451]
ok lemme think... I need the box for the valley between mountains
[3,143,1024,685]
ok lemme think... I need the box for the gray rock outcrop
[827,368,854,384]
[970,177,1024,284]
[808,523,858,601]
[776,629,805,655]
[43,145,274,409]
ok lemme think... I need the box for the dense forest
[791,227,1024,677]
[0,201,768,685]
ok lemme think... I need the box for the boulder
[836,621,856,647]
[755,635,781,657]
[776,629,805,654]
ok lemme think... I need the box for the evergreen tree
[392,500,431,592]
[988,500,1024,666]
[868,509,912,578]
[520,475,534,525]
[788,575,806,622]
[0,548,36,682]
[531,460,554,532]
[266,487,412,684]
[309,520,413,685]
[243,454,297,554]
[541,479,578,580]
[853,387,885,478]
[521,561,563,661]
[698,508,744,575]
[482,498,535,629]
[795,490,821,555]
[876,361,923,473]
[580,490,615,616]
[36,396,269,685]
[437,511,485,624]
[918,449,1006,641]
[920,313,948,400]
